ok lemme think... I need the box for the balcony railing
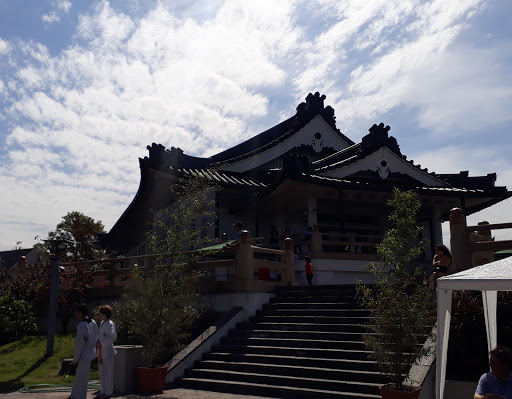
[296,226,382,260]
[61,231,296,296]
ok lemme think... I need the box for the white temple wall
[294,258,383,285]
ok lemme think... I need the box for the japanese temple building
[104,92,511,284]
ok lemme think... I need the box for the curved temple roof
[105,93,511,250]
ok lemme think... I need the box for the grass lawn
[0,335,98,393]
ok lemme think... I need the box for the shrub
[0,293,38,345]
[357,188,436,391]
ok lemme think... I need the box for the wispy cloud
[0,0,511,249]
[42,0,72,24]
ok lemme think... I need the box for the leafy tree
[36,211,106,262]
[116,176,216,365]
[8,256,94,333]
[357,188,436,392]
[9,211,104,333]
[0,293,38,345]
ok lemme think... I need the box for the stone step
[185,369,382,396]
[211,344,371,360]
[221,336,366,350]
[230,328,365,341]
[256,308,371,317]
[275,285,358,292]
[270,296,359,304]
[196,359,389,384]
[204,352,380,372]
[275,290,358,297]
[263,302,362,310]
[238,321,366,332]
[177,285,385,398]
[251,315,369,324]
[180,377,381,398]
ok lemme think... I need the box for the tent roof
[437,256,512,291]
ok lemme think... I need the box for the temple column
[236,231,253,280]
[432,206,443,246]
[307,195,317,227]
[450,208,473,272]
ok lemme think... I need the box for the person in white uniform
[68,304,98,399]
[95,305,117,399]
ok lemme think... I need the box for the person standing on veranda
[305,256,315,286]
[95,305,117,399]
[68,304,98,399]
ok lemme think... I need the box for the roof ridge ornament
[295,92,337,129]
[360,123,401,156]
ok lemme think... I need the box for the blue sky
[1,0,511,251]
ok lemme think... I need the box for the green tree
[0,293,38,345]
[24,211,104,332]
[357,188,436,392]
[36,211,106,262]
[116,177,216,365]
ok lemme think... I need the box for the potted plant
[116,176,216,393]
[357,189,436,398]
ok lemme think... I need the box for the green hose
[18,380,100,393]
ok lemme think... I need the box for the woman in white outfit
[68,304,98,399]
[95,305,117,399]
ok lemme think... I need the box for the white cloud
[0,0,304,249]
[0,37,10,55]
[58,0,72,13]
[42,12,60,24]
[42,0,72,24]
[1,0,512,251]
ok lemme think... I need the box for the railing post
[311,225,322,254]
[282,237,295,284]
[236,230,253,280]
[473,221,494,266]
[450,208,473,272]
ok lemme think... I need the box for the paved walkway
[1,388,274,399]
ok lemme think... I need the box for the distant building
[104,93,511,283]
[0,248,39,270]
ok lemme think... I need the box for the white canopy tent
[436,256,512,399]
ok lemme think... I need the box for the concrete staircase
[179,285,388,398]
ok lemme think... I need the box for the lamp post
[45,240,69,357]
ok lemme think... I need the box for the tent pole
[436,288,452,399]
[482,290,498,358]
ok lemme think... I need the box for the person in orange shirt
[305,256,314,286]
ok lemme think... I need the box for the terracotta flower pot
[134,366,168,393]
[378,383,421,399]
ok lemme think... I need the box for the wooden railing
[450,208,512,272]
[61,231,295,296]
[300,226,382,260]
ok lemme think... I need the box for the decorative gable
[317,123,449,187]
[213,93,353,172]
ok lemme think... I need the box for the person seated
[431,244,452,287]
[474,346,512,399]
